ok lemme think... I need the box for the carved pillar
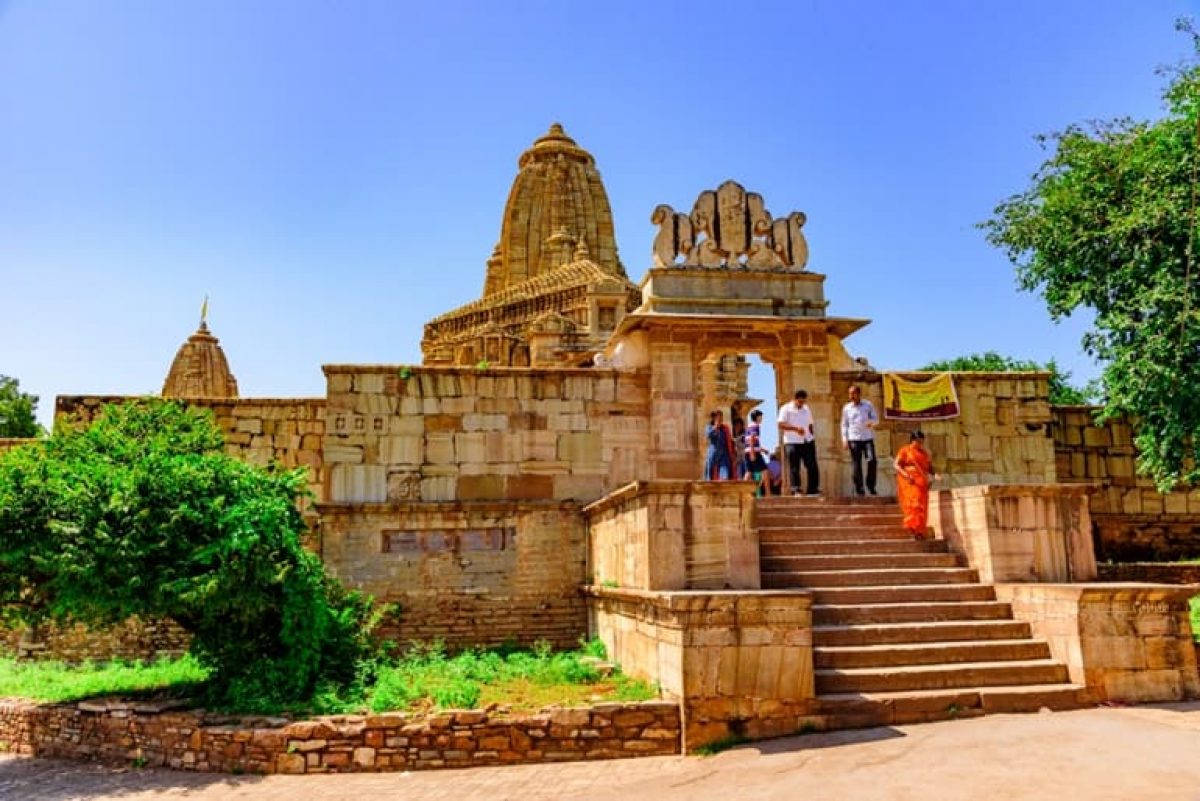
[649,340,698,480]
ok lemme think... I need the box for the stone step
[764,567,976,586]
[755,513,905,527]
[760,539,948,556]
[813,600,1014,626]
[805,584,997,605]
[757,497,898,509]
[817,683,1089,728]
[816,659,1070,694]
[813,620,1034,646]
[763,553,962,571]
[814,638,1053,669]
[757,525,914,541]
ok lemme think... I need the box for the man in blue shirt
[840,384,879,496]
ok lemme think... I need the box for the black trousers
[848,439,877,494]
[785,442,820,495]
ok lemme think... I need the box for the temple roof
[481,123,625,296]
[162,320,239,399]
[428,256,637,331]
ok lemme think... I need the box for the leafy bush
[0,399,384,709]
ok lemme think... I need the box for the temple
[22,124,1200,750]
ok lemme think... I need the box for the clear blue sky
[2,0,1197,429]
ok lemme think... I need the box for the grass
[0,639,659,716]
[0,654,209,703]
[1190,596,1200,642]
[365,639,657,714]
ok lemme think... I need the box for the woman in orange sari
[893,430,938,538]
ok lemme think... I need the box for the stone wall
[0,618,190,663]
[319,501,587,650]
[929,484,1097,583]
[0,699,680,774]
[0,437,36,455]
[588,587,816,750]
[321,366,649,505]
[828,371,1056,497]
[585,481,759,591]
[1098,563,1200,585]
[55,396,327,501]
[1053,406,1200,560]
[996,584,1200,703]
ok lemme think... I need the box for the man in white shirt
[776,389,819,495]
[840,384,879,496]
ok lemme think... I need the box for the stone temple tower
[421,124,641,367]
[162,310,239,399]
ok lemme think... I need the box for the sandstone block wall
[996,584,1200,703]
[55,396,327,502]
[0,699,680,774]
[929,484,1097,583]
[319,501,587,650]
[321,366,650,505]
[1098,563,1200,584]
[1053,406,1200,560]
[585,481,759,591]
[588,587,816,750]
[828,372,1056,497]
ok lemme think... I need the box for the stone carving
[650,180,810,271]
[388,472,422,502]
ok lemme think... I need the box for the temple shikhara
[17,124,1200,751]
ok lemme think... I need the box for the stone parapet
[0,699,679,774]
[996,583,1200,703]
[929,483,1097,583]
[586,587,816,750]
[319,500,587,650]
[584,480,759,591]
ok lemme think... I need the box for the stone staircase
[757,495,1090,728]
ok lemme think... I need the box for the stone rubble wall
[828,372,1056,497]
[1097,563,1200,585]
[319,501,587,650]
[0,700,680,774]
[1,618,190,663]
[55,396,327,502]
[0,437,37,455]
[1052,406,1200,560]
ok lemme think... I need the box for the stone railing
[584,480,759,591]
[929,484,1097,583]
[586,586,815,750]
[0,699,680,774]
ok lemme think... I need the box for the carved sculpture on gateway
[651,180,809,271]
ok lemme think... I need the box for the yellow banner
[882,373,960,420]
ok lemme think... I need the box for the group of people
[703,385,939,537]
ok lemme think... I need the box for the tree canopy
[920,352,1094,405]
[982,24,1200,490]
[0,399,382,708]
[0,375,42,438]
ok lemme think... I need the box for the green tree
[0,375,42,438]
[982,23,1200,490]
[0,399,383,708]
[920,352,1094,405]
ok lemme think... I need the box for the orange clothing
[895,443,933,534]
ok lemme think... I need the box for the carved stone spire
[162,306,239,399]
[486,123,624,295]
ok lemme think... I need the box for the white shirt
[777,402,814,445]
[841,399,878,443]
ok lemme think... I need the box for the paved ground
[4,703,1200,801]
